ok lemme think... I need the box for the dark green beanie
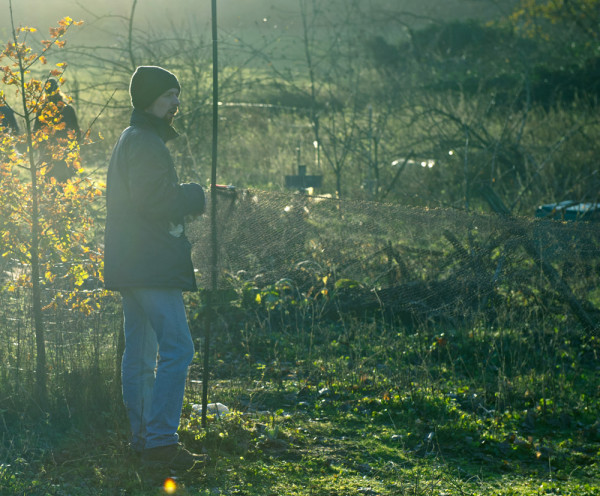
[129,66,180,110]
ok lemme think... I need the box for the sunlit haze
[1,0,515,44]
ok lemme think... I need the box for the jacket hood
[130,108,179,143]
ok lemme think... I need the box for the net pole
[202,0,219,429]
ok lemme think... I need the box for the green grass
[1,315,598,495]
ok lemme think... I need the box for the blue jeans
[120,288,195,451]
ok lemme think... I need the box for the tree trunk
[11,0,48,407]
[30,181,47,409]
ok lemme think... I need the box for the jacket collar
[130,108,179,143]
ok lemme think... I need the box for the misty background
[2,0,515,45]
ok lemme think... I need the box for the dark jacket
[34,99,81,142]
[34,99,81,182]
[104,109,205,291]
[0,105,19,134]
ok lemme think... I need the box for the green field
[2,296,599,495]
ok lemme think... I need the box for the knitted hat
[44,78,62,103]
[45,77,59,95]
[129,66,180,110]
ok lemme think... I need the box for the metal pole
[202,0,219,429]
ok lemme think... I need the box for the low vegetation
[1,308,599,494]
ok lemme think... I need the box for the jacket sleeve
[3,107,19,134]
[62,105,81,142]
[125,132,205,221]
[180,182,206,216]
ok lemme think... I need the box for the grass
[1,310,598,495]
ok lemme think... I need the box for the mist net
[187,190,600,331]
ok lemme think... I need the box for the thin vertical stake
[202,0,219,429]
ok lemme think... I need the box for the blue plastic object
[535,201,600,222]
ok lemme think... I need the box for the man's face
[146,87,180,124]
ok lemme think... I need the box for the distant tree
[296,0,372,198]
[510,0,600,46]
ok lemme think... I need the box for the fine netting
[188,190,600,330]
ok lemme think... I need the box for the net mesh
[188,190,600,330]
[1,188,598,409]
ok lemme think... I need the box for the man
[34,78,81,182]
[104,66,207,471]
[34,78,81,142]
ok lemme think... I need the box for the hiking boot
[141,443,209,471]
